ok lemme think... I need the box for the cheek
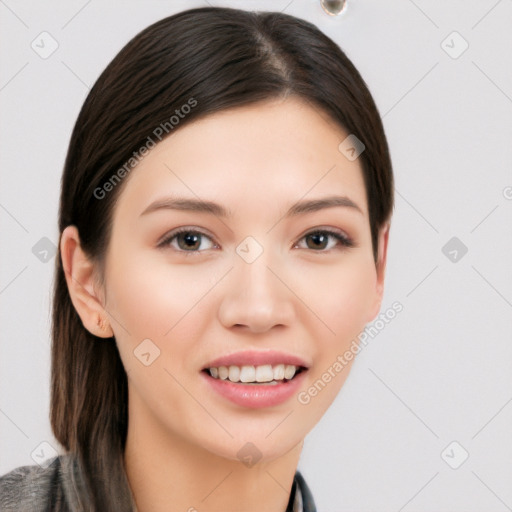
[294,259,376,414]
[104,254,213,407]
[105,252,219,357]
[299,256,377,344]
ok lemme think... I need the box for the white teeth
[255,365,274,382]
[239,365,255,383]
[218,366,229,380]
[207,364,301,383]
[273,364,285,380]
[284,364,296,380]
[228,365,241,382]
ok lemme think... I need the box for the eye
[158,228,217,254]
[294,229,354,252]
[158,227,354,255]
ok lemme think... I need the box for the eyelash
[158,227,354,256]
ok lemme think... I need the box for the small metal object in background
[320,0,347,16]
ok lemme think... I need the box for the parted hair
[51,6,394,510]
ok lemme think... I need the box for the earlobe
[376,223,390,297]
[60,225,114,338]
[368,223,390,321]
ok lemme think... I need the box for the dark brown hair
[51,6,394,510]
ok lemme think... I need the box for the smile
[205,364,306,385]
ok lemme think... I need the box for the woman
[0,5,393,511]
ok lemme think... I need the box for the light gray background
[1,1,511,511]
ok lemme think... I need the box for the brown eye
[176,231,201,250]
[296,229,353,251]
[305,232,329,250]
[159,228,216,254]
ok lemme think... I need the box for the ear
[60,225,114,338]
[367,223,390,321]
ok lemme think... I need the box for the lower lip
[201,369,308,409]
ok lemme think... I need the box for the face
[90,96,387,462]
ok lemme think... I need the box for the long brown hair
[51,6,394,510]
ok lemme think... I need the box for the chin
[200,431,304,466]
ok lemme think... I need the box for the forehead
[114,96,368,220]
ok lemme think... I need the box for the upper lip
[203,350,310,370]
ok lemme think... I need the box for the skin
[61,96,389,512]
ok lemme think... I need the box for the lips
[202,350,310,370]
[200,350,311,407]
[201,364,309,408]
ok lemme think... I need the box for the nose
[217,254,295,334]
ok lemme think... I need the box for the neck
[123,386,303,512]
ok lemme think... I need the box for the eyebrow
[140,194,363,218]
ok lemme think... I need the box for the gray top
[0,454,317,511]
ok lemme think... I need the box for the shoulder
[0,455,65,511]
